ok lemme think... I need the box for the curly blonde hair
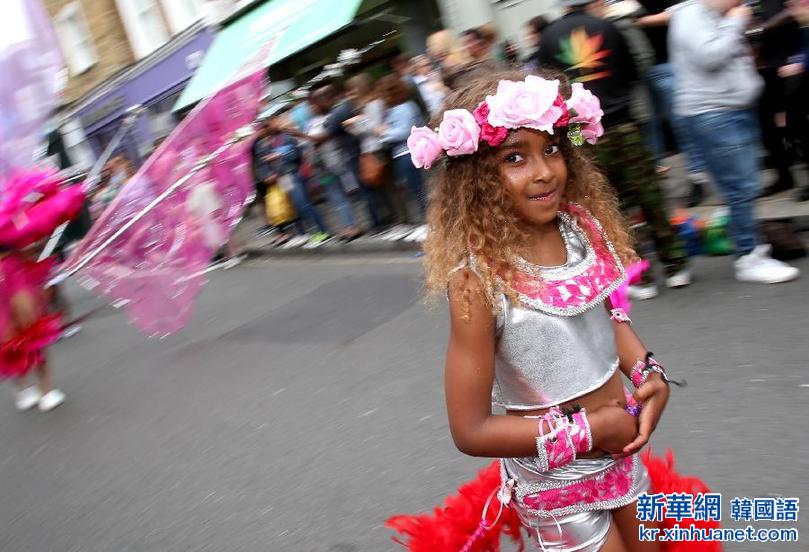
[423,69,637,311]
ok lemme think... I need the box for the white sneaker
[282,235,309,249]
[404,225,428,243]
[15,386,42,411]
[735,245,800,284]
[666,268,692,289]
[222,254,246,270]
[628,284,659,301]
[38,389,65,412]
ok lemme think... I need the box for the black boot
[685,180,705,208]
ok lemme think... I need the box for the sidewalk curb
[244,211,809,259]
[244,236,422,258]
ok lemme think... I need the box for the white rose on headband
[485,76,563,133]
[408,126,443,169]
[438,109,480,156]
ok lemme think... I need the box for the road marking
[248,255,423,268]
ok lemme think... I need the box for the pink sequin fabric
[0,253,61,378]
[538,428,576,472]
[570,411,592,453]
[508,454,646,518]
[522,456,636,513]
[62,70,265,336]
[510,204,626,316]
[536,409,593,471]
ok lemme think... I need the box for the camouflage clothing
[595,122,688,279]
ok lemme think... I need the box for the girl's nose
[530,155,554,184]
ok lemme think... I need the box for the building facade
[44,0,215,169]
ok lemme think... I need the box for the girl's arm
[446,270,635,458]
[613,319,670,455]
[614,319,649,378]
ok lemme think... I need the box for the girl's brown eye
[504,153,525,163]
[544,144,561,156]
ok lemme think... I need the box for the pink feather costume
[0,170,84,379]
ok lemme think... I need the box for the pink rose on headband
[552,95,570,129]
[438,109,480,156]
[485,76,563,133]
[473,102,508,147]
[580,121,604,144]
[408,126,443,169]
[567,83,604,144]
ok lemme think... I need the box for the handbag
[760,220,807,261]
[359,151,389,187]
[265,185,297,227]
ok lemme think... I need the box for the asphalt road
[1,253,807,552]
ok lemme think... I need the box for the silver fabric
[492,219,619,410]
[524,510,611,552]
[503,456,651,551]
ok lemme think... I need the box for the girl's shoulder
[446,260,497,326]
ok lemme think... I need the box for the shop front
[67,25,215,168]
[174,0,443,112]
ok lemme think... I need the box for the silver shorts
[502,455,650,551]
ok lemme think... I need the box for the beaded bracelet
[630,352,686,388]
[610,307,632,324]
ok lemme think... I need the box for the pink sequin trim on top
[510,204,626,314]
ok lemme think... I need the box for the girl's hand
[622,374,669,455]
[590,404,638,455]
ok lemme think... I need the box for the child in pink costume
[387,71,719,551]
[0,170,84,411]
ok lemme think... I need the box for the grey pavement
[1,253,808,551]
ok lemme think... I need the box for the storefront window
[147,93,182,154]
[60,119,95,170]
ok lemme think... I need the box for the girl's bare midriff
[507,371,627,458]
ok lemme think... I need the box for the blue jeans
[683,109,760,256]
[288,174,328,234]
[393,155,426,218]
[337,159,385,229]
[646,63,706,174]
[322,174,357,230]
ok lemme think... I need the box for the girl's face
[496,128,567,228]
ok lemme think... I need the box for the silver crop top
[483,210,626,410]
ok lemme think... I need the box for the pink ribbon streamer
[62,70,266,336]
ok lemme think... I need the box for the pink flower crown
[407,77,604,170]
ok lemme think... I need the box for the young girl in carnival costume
[387,71,720,551]
[0,170,85,411]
